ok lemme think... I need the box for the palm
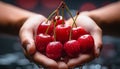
[66,15,102,68]
[19,14,102,68]
[19,15,69,69]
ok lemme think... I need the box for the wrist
[0,1,37,35]
[14,12,36,27]
[11,12,37,35]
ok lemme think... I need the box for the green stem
[62,4,65,24]
[73,11,79,27]
[74,11,79,23]
[45,1,64,34]
[53,20,57,41]
[46,0,64,23]
[61,2,76,40]
[45,9,57,35]
[45,21,51,35]
[69,27,72,40]
[46,9,57,23]
[69,12,79,40]
[64,2,77,27]
[56,10,59,17]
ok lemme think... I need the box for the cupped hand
[19,13,102,69]
[66,13,103,68]
[19,15,68,69]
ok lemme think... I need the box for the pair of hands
[19,13,102,69]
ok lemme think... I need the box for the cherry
[72,27,89,40]
[37,21,54,35]
[77,34,94,54]
[35,34,53,53]
[55,16,65,26]
[55,24,71,44]
[46,41,63,60]
[56,19,65,26]
[35,1,95,61]
[51,16,65,27]
[64,40,80,57]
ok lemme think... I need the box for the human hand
[19,13,102,69]
[19,15,68,69]
[66,13,103,68]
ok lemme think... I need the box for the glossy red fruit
[37,21,54,35]
[56,16,65,26]
[77,34,94,54]
[35,34,53,53]
[64,40,80,57]
[55,24,71,44]
[52,16,65,26]
[56,19,65,26]
[46,41,63,60]
[72,27,89,40]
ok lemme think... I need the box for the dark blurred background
[0,0,120,69]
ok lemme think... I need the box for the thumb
[19,26,36,55]
[91,28,103,57]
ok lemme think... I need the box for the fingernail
[95,48,100,58]
[27,44,36,55]
[26,44,30,52]
[27,44,32,54]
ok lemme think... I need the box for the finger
[58,61,68,69]
[67,54,94,68]
[19,15,47,55]
[75,15,103,57]
[23,47,33,62]
[19,27,36,55]
[90,27,103,57]
[23,47,57,69]
[33,52,58,69]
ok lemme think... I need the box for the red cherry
[56,16,65,26]
[37,21,54,35]
[72,27,89,40]
[52,16,65,26]
[77,34,94,54]
[64,40,80,57]
[55,24,71,44]
[56,19,65,26]
[35,34,53,53]
[46,41,63,60]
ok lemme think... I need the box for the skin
[66,1,120,68]
[0,1,35,35]
[86,1,120,36]
[0,1,120,69]
[66,15,102,68]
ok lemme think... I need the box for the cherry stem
[69,28,72,40]
[45,9,58,34]
[53,20,57,41]
[69,11,80,40]
[46,10,57,23]
[57,1,64,10]
[63,2,77,27]
[72,11,79,27]
[45,1,64,34]
[62,4,65,25]
[74,11,79,21]
[60,1,77,40]
[56,10,59,17]
[46,1,63,23]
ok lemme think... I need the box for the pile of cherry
[35,1,94,61]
